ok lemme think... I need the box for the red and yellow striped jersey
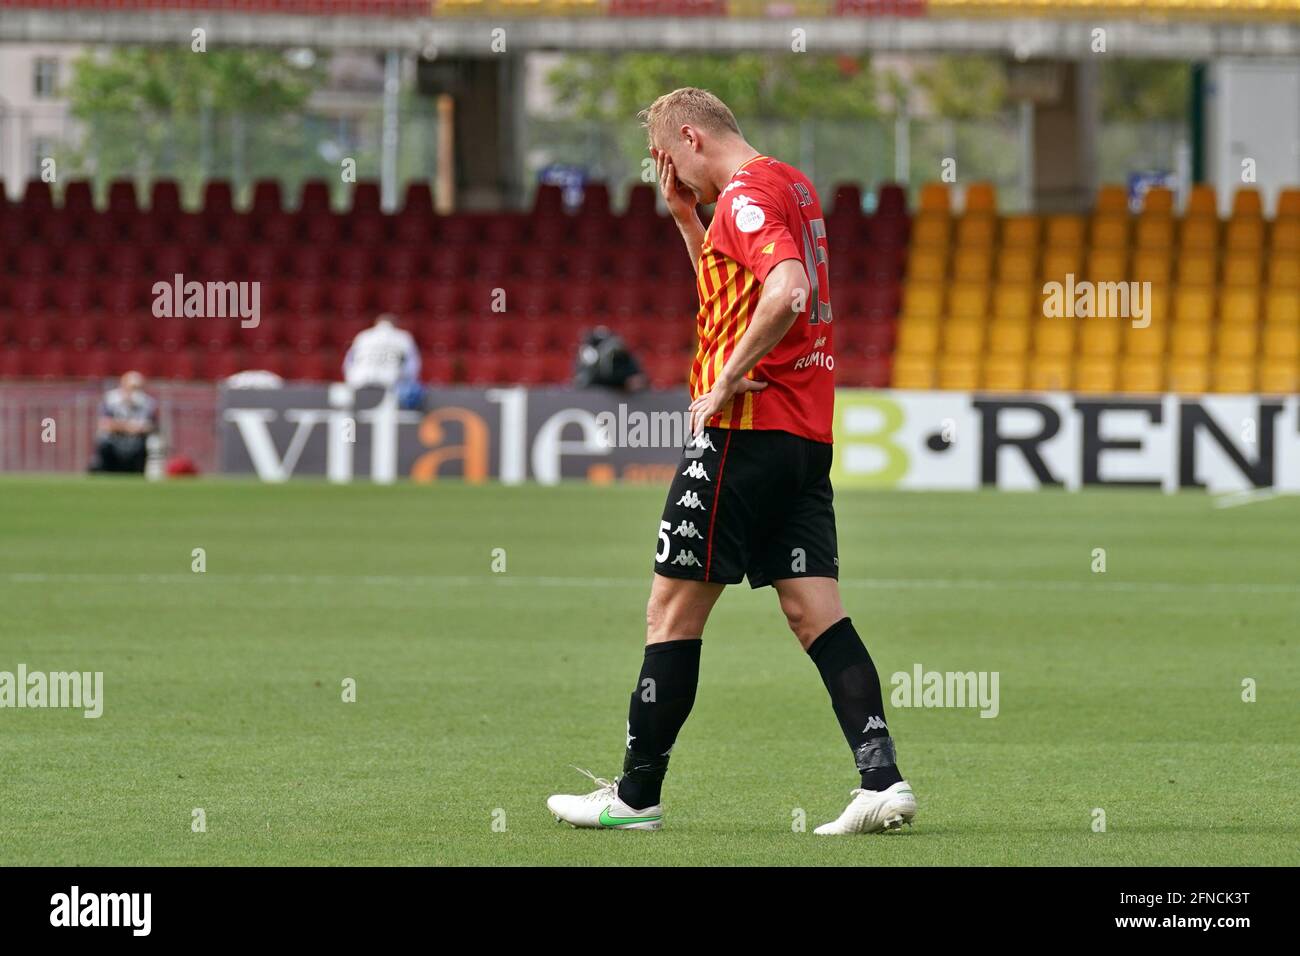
[690,155,835,444]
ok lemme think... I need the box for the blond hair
[640,87,742,147]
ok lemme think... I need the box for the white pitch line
[2,572,1299,596]
[1213,489,1278,509]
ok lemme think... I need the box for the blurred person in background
[88,371,158,474]
[574,326,647,392]
[343,314,424,409]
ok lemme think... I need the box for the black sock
[617,638,701,810]
[807,617,904,792]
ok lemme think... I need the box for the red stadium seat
[403,183,433,217]
[418,318,463,355]
[150,180,182,217]
[464,318,509,354]
[421,352,457,384]
[625,184,658,219]
[351,182,382,216]
[299,180,331,215]
[251,180,283,215]
[149,316,191,352]
[156,350,200,381]
[462,353,505,385]
[876,183,908,218]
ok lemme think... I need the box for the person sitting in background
[343,313,423,408]
[88,371,158,474]
[574,326,647,392]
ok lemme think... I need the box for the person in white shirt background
[342,314,424,409]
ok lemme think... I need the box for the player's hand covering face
[651,146,698,221]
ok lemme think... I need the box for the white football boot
[814,780,917,835]
[547,768,663,830]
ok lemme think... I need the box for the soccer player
[547,88,916,835]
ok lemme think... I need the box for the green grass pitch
[1,476,1296,866]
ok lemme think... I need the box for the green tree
[61,47,327,206]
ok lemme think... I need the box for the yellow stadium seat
[1046,215,1086,249]
[1078,320,1122,357]
[1123,320,1168,357]
[1179,217,1219,252]
[1142,187,1174,215]
[1000,215,1040,248]
[991,282,1037,321]
[1135,217,1175,250]
[1277,189,1300,219]
[1095,184,1128,214]
[1258,359,1300,393]
[1186,184,1218,218]
[1212,359,1256,394]
[1090,215,1129,250]
[938,354,981,390]
[1220,287,1261,326]
[987,316,1032,356]
[964,182,997,214]
[1264,288,1300,325]
[1233,188,1262,219]
[1119,356,1164,394]
[1217,324,1257,359]
[1174,287,1216,323]
[943,317,986,356]
[1261,322,1300,360]
[891,352,935,389]
[908,248,947,282]
[1268,257,1300,287]
[1170,319,1214,358]
[1225,219,1264,252]
[1272,220,1300,252]
[901,282,945,321]
[948,282,990,320]
[1074,357,1117,394]
[1131,249,1173,284]
[998,248,1038,282]
[982,355,1027,392]
[897,315,942,354]
[1177,253,1218,285]
[1167,357,1210,394]
[955,215,997,248]
[1087,248,1128,282]
[952,248,994,282]
[1222,253,1263,287]
[919,183,951,214]
[911,214,951,248]
[1042,249,1084,284]
[1034,318,1076,357]
[1144,284,1173,325]
[1029,356,1072,391]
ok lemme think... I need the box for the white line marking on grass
[4,572,1300,596]
[1213,490,1278,509]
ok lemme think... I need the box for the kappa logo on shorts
[690,433,717,453]
[862,715,887,732]
[682,461,710,481]
[673,521,703,539]
[670,550,701,568]
[676,490,707,511]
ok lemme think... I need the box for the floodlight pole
[381,50,401,213]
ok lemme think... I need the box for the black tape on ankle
[854,736,897,772]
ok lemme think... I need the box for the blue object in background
[538,164,589,211]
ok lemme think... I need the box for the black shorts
[653,427,839,588]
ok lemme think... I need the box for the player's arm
[652,148,705,273]
[688,259,808,434]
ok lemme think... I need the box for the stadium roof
[3,2,1300,57]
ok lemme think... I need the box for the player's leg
[619,574,724,809]
[548,427,741,830]
[773,574,917,834]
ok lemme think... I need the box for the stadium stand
[2,176,1298,393]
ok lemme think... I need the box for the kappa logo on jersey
[676,490,706,510]
[673,521,703,539]
[862,716,887,733]
[682,461,709,481]
[670,550,701,568]
[731,194,754,213]
[719,179,746,199]
[690,433,717,452]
